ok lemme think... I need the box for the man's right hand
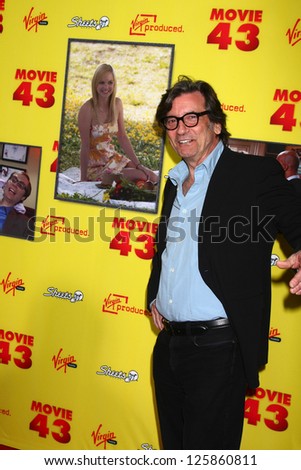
[151,301,164,330]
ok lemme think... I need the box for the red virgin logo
[286,18,301,46]
[1,272,25,296]
[23,7,48,32]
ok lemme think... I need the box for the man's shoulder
[289,177,301,193]
[6,208,29,223]
[3,208,33,239]
[222,146,280,170]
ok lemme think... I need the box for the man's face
[3,174,28,206]
[165,91,221,167]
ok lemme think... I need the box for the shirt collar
[287,175,300,181]
[168,140,224,186]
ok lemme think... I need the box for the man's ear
[213,122,222,135]
[209,122,222,135]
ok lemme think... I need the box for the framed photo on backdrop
[0,164,22,179]
[0,143,42,241]
[55,39,174,214]
[2,143,28,164]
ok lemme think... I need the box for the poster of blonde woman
[55,39,174,213]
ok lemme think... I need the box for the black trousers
[153,326,247,450]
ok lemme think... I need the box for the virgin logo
[91,424,117,449]
[23,7,48,32]
[0,272,25,296]
[52,348,77,373]
[286,18,301,46]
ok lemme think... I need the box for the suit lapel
[201,147,238,220]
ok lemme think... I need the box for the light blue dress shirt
[156,140,227,322]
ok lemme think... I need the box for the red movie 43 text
[207,8,262,51]
[0,330,34,369]
[244,387,291,432]
[109,218,158,260]
[30,401,72,444]
[13,69,57,108]
[270,89,301,131]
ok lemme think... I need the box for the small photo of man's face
[4,174,29,204]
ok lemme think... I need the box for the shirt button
[170,267,175,273]
[182,208,187,214]
[168,299,173,304]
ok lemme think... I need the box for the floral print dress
[87,122,130,181]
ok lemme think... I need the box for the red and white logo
[102,293,151,317]
[129,13,183,36]
[91,423,117,449]
[40,215,65,236]
[286,18,301,46]
[102,293,128,314]
[52,348,77,373]
[39,214,90,239]
[1,272,25,296]
[23,7,48,32]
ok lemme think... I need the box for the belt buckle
[191,324,208,335]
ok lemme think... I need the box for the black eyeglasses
[9,175,27,192]
[161,111,210,130]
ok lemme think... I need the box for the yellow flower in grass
[102,191,110,202]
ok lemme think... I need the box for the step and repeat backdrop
[1,0,301,450]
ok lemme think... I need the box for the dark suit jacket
[147,146,301,388]
[288,177,301,196]
[1,208,33,240]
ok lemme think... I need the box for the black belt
[162,318,230,335]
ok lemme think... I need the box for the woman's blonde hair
[91,64,117,124]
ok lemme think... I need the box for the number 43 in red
[29,414,71,444]
[13,81,55,108]
[109,231,154,260]
[244,398,288,431]
[207,23,260,51]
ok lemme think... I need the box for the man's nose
[176,119,187,133]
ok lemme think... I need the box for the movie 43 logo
[270,89,301,132]
[0,341,32,369]
[244,397,289,432]
[109,231,155,260]
[0,329,33,369]
[29,402,72,444]
[207,9,263,51]
[13,69,57,108]
[109,219,158,260]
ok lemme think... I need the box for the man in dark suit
[276,149,301,195]
[147,77,301,450]
[0,171,33,240]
